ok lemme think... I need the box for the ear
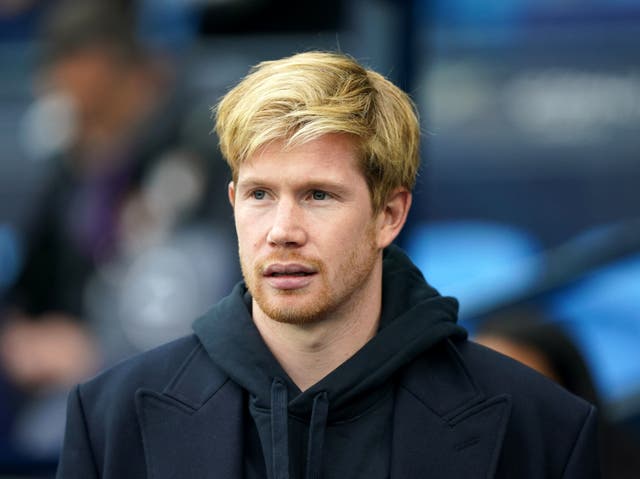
[375,188,412,249]
[228,181,236,207]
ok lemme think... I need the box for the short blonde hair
[214,51,420,212]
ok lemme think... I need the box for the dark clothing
[193,247,464,479]
[6,156,141,317]
[56,247,600,478]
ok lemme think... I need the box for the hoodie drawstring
[305,391,329,479]
[271,378,330,479]
[271,378,290,479]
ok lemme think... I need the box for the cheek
[235,211,265,251]
[342,214,376,243]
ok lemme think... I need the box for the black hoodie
[193,245,466,479]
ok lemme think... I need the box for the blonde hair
[214,51,420,212]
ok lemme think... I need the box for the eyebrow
[236,177,352,196]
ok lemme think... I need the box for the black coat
[56,334,599,478]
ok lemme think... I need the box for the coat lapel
[391,340,511,479]
[135,343,244,479]
[134,337,510,479]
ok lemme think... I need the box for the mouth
[263,263,317,277]
[262,263,318,290]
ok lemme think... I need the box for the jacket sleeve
[562,404,601,479]
[56,385,99,479]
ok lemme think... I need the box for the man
[56,52,599,478]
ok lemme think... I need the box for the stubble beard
[241,227,379,326]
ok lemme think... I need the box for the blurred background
[0,0,639,477]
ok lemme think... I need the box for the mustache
[256,252,324,275]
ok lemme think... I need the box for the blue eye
[252,190,266,200]
[311,190,327,200]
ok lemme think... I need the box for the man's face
[230,133,384,325]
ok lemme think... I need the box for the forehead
[237,133,365,185]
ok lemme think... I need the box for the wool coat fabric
[56,334,599,478]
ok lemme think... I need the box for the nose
[266,199,307,248]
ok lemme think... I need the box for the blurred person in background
[475,309,640,479]
[0,0,237,465]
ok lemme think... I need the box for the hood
[194,244,465,410]
[192,244,466,478]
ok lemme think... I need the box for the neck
[252,261,383,391]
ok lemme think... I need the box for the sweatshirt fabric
[193,245,467,479]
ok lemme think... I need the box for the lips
[263,263,316,276]
[262,263,317,290]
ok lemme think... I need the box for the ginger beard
[241,223,379,325]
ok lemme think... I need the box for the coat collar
[391,339,511,479]
[135,342,245,479]
[135,338,511,479]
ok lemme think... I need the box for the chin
[258,294,330,325]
